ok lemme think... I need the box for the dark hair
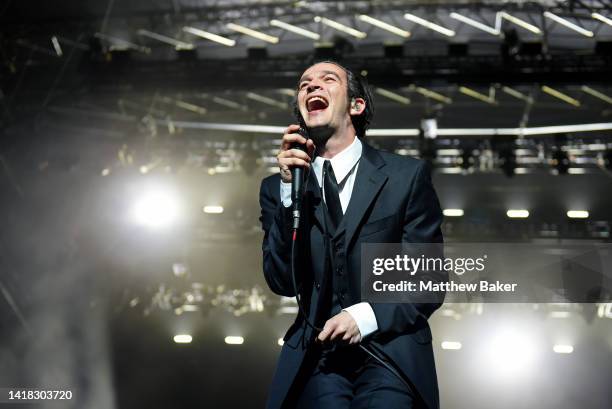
[293,60,375,138]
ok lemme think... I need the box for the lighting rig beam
[270,19,320,40]
[183,26,236,47]
[543,11,594,38]
[592,12,612,27]
[541,86,581,107]
[375,88,411,105]
[357,15,411,38]
[449,12,500,36]
[137,29,194,50]
[499,12,542,34]
[314,16,367,39]
[581,86,612,104]
[226,23,279,44]
[415,86,453,104]
[502,86,534,104]
[459,86,497,105]
[403,13,456,37]
[95,32,151,53]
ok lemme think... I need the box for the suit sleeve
[370,160,446,336]
[259,177,298,297]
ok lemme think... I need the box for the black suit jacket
[259,142,445,409]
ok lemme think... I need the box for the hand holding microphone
[277,124,316,183]
[277,124,316,229]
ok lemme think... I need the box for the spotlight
[441,341,462,350]
[174,334,192,343]
[131,188,180,229]
[443,209,464,217]
[224,336,244,345]
[552,344,574,354]
[567,210,589,219]
[507,209,529,218]
[484,329,536,377]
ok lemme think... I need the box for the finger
[280,131,308,151]
[278,148,311,162]
[329,325,346,341]
[284,124,301,134]
[317,323,333,342]
[278,158,310,170]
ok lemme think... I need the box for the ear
[350,97,366,116]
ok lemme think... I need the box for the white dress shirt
[280,136,378,339]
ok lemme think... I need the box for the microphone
[290,128,308,230]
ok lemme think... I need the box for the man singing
[259,61,445,409]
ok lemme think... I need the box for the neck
[317,124,357,159]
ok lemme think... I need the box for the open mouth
[306,96,329,113]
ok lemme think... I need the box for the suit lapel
[336,142,388,247]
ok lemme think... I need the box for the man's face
[297,62,351,132]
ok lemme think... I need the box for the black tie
[323,160,343,230]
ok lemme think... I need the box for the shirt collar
[313,136,362,186]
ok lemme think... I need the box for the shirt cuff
[343,302,378,339]
[280,181,292,208]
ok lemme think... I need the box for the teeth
[307,96,328,110]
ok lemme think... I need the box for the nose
[306,81,322,93]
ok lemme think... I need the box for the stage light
[101,168,111,176]
[357,15,410,38]
[581,86,612,104]
[443,209,464,217]
[499,12,542,34]
[277,338,284,346]
[544,11,593,37]
[485,329,536,376]
[131,188,180,228]
[403,13,455,37]
[183,26,236,47]
[375,87,410,105]
[203,205,224,214]
[592,12,612,27]
[507,209,529,218]
[224,336,244,345]
[567,210,589,219]
[553,344,574,354]
[137,29,194,50]
[226,23,279,44]
[449,12,500,36]
[441,341,462,350]
[270,19,320,40]
[541,85,581,107]
[314,16,367,39]
[174,334,192,343]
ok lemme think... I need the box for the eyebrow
[297,70,342,87]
